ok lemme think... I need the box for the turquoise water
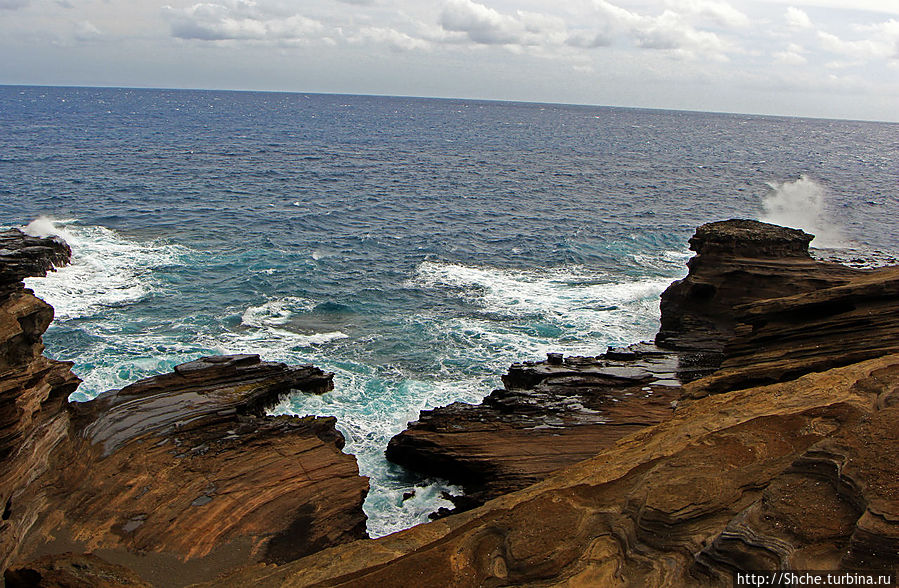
[2,86,897,535]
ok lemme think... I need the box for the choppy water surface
[2,86,897,535]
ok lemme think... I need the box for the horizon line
[2,82,896,126]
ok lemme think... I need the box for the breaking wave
[22,217,186,320]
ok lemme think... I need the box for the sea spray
[21,217,186,320]
[760,176,846,247]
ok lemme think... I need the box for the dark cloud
[566,32,612,48]
[0,0,29,10]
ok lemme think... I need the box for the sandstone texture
[386,344,694,510]
[5,219,899,587]
[207,219,899,587]
[655,220,858,356]
[210,354,899,587]
[0,229,369,587]
[0,230,80,575]
[385,219,867,512]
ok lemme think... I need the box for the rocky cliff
[386,219,869,513]
[0,230,369,587]
[206,219,899,586]
[386,344,689,510]
[0,230,81,575]
[5,220,898,587]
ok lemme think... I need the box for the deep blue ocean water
[1,85,897,536]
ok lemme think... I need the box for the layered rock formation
[206,219,899,586]
[386,345,689,509]
[13,355,369,587]
[211,353,899,587]
[0,229,369,587]
[6,220,899,587]
[655,219,858,356]
[0,230,81,574]
[387,219,862,510]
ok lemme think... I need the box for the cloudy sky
[2,0,898,121]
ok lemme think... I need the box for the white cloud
[590,0,732,60]
[784,7,812,29]
[74,20,102,41]
[566,31,612,48]
[356,26,430,51]
[666,0,750,28]
[0,0,28,9]
[856,18,899,59]
[439,0,566,47]
[163,1,323,42]
[773,42,807,64]
[817,29,893,60]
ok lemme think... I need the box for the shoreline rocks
[386,344,700,510]
[5,219,899,586]
[206,219,899,587]
[0,230,369,586]
[385,219,871,514]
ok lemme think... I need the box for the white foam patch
[760,175,846,248]
[199,327,349,360]
[411,261,670,356]
[632,249,692,271]
[414,261,669,316]
[22,217,186,320]
[272,369,488,538]
[240,296,314,328]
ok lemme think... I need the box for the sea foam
[22,217,185,320]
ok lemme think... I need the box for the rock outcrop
[205,219,899,586]
[0,230,80,574]
[690,266,899,397]
[655,219,858,356]
[209,353,899,587]
[6,219,899,586]
[13,355,369,587]
[0,229,369,587]
[385,220,890,514]
[386,344,691,509]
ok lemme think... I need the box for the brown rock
[5,552,150,587]
[0,231,80,573]
[12,355,369,586]
[386,344,692,510]
[204,354,899,587]
[655,219,857,357]
[0,230,370,586]
[687,266,899,397]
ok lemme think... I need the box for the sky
[1,0,898,121]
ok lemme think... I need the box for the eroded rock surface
[386,219,863,511]
[208,354,899,587]
[0,230,80,573]
[300,219,899,585]
[690,266,899,397]
[0,229,369,587]
[386,344,696,509]
[655,219,858,357]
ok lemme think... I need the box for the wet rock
[209,354,899,588]
[386,344,690,510]
[0,230,369,585]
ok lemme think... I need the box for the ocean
[2,85,897,536]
